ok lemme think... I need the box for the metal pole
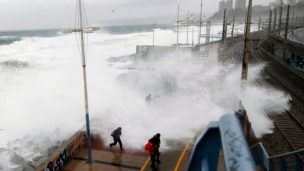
[198,0,203,45]
[206,21,211,43]
[241,0,252,82]
[291,12,295,35]
[268,10,272,34]
[153,23,155,46]
[231,15,235,37]
[212,28,214,42]
[177,5,179,47]
[284,5,290,40]
[222,8,226,44]
[79,0,93,164]
[258,17,261,31]
[192,26,194,47]
[273,7,277,32]
[278,0,283,36]
[186,10,189,45]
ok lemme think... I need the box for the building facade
[219,0,226,11]
[297,0,304,4]
[226,0,233,11]
[288,0,296,5]
[235,0,246,9]
[219,0,234,11]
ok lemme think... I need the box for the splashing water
[0,25,289,170]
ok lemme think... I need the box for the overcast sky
[0,0,272,31]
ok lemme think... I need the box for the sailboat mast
[177,5,179,47]
[198,0,203,45]
[78,0,93,164]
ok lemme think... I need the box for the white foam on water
[0,26,290,169]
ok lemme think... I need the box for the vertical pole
[177,5,179,47]
[273,7,277,32]
[212,28,214,42]
[284,5,290,40]
[79,0,92,164]
[206,21,211,43]
[258,17,261,31]
[198,0,203,45]
[225,14,228,38]
[186,10,189,45]
[192,26,194,47]
[291,12,295,35]
[268,10,272,34]
[241,0,252,83]
[231,15,235,37]
[153,23,155,46]
[222,8,226,44]
[278,0,283,36]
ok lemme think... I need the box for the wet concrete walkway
[64,141,192,171]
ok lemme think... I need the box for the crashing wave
[0,36,21,46]
[0,60,30,69]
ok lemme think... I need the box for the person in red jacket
[110,127,123,150]
[148,133,161,168]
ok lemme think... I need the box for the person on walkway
[146,94,152,103]
[148,133,161,168]
[110,127,123,150]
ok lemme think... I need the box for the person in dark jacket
[110,127,123,150]
[149,133,161,168]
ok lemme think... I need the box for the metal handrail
[251,142,271,170]
[259,47,304,79]
[270,149,304,159]
[251,142,304,171]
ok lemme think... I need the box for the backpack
[145,142,152,151]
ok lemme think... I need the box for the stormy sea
[0,24,290,170]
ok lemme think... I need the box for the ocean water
[0,24,289,170]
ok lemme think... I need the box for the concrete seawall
[135,45,193,59]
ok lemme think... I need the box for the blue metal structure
[188,114,256,171]
[251,143,304,171]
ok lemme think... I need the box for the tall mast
[192,26,194,47]
[268,9,272,34]
[278,0,283,36]
[78,0,93,164]
[241,0,253,83]
[222,8,227,44]
[258,17,261,31]
[198,0,203,45]
[177,5,179,47]
[284,5,290,40]
[153,23,155,46]
[186,10,189,45]
[231,15,235,37]
[291,12,295,35]
[273,7,277,31]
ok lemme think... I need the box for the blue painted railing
[251,142,304,171]
[187,113,304,171]
[188,114,256,171]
